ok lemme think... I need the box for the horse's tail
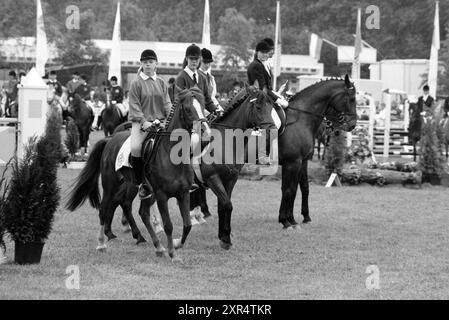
[66,138,108,211]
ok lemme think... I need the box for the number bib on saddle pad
[115,137,132,171]
[115,135,156,171]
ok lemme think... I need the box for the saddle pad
[115,136,132,171]
[274,104,287,136]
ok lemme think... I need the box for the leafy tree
[217,8,256,85]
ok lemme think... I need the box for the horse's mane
[166,87,205,126]
[289,77,347,102]
[217,86,267,121]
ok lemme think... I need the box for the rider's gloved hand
[275,97,289,108]
[141,121,154,131]
[111,100,117,105]
[215,104,224,112]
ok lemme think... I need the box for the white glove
[275,97,289,108]
[216,105,224,112]
[420,111,426,116]
[111,100,117,105]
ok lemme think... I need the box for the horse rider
[247,40,288,164]
[198,48,220,109]
[417,85,434,116]
[66,71,81,97]
[3,70,18,117]
[175,43,223,115]
[129,49,173,199]
[47,70,63,98]
[110,76,127,122]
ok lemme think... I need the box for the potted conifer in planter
[418,115,445,185]
[2,109,61,264]
[0,162,9,264]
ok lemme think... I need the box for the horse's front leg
[156,193,179,262]
[173,191,192,250]
[138,196,166,257]
[206,174,233,249]
[279,160,301,229]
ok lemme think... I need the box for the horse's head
[172,86,210,136]
[72,93,83,108]
[244,85,277,131]
[324,74,357,132]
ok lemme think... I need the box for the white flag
[272,1,282,89]
[202,0,211,47]
[36,0,49,77]
[428,1,440,98]
[108,2,121,86]
[309,33,323,61]
[351,8,362,80]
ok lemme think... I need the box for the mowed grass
[1,131,449,299]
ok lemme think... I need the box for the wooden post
[383,93,391,160]
[367,96,375,152]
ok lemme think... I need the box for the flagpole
[351,8,362,87]
[202,0,211,48]
[108,2,121,86]
[428,0,439,98]
[273,1,281,89]
[35,0,49,77]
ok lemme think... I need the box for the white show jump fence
[0,67,48,165]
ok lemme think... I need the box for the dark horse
[407,102,422,161]
[66,87,208,260]
[187,86,276,249]
[277,75,357,228]
[68,94,94,155]
[101,97,126,137]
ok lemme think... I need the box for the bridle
[287,85,357,130]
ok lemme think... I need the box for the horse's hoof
[219,240,232,250]
[136,236,147,245]
[121,224,131,233]
[107,233,117,241]
[96,244,107,252]
[281,221,292,229]
[171,256,184,265]
[173,238,183,250]
[302,217,312,224]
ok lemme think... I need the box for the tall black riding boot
[97,115,102,129]
[131,156,152,199]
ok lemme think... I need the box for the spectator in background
[167,77,176,103]
[228,81,241,98]
[0,88,7,117]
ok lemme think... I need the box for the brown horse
[66,87,208,260]
[408,102,422,161]
[101,95,126,137]
[67,94,94,155]
[186,87,276,249]
[278,75,357,228]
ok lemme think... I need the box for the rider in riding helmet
[175,44,223,115]
[247,40,288,164]
[129,49,173,199]
[110,76,127,122]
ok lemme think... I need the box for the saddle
[115,130,159,172]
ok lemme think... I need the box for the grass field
[1,131,448,299]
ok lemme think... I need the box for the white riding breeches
[271,108,281,129]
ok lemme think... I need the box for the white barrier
[17,67,48,160]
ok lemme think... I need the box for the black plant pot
[423,173,441,185]
[14,242,44,264]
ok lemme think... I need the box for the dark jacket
[111,85,124,103]
[175,70,217,113]
[247,58,277,101]
[47,80,63,96]
[417,95,434,113]
[74,83,91,100]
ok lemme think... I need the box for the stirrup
[189,183,199,193]
[138,183,152,200]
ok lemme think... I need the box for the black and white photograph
[0,0,448,303]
